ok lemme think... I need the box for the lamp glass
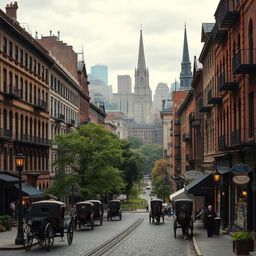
[15,153,25,167]
[213,174,220,182]
[242,190,247,197]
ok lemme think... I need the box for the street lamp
[213,170,220,213]
[15,152,25,245]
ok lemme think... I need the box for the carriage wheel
[24,224,33,251]
[173,219,177,238]
[44,223,54,251]
[67,222,74,245]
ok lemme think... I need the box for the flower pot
[233,240,254,255]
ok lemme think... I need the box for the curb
[192,236,203,256]
[0,241,38,251]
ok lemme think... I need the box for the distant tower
[180,25,192,89]
[91,65,108,86]
[133,29,152,124]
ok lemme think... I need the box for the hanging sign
[232,175,250,185]
[232,164,249,173]
[184,170,202,180]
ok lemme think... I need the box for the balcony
[232,49,256,74]
[67,119,75,127]
[212,23,228,44]
[34,137,52,146]
[34,99,48,112]
[217,0,240,28]
[218,136,226,151]
[14,134,51,146]
[231,130,241,147]
[174,120,180,126]
[198,98,211,113]
[3,87,22,100]
[218,71,239,91]
[183,133,191,142]
[207,89,222,105]
[0,128,12,141]
[56,113,65,123]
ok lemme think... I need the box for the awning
[15,184,43,197]
[0,172,25,183]
[185,173,214,196]
[170,188,190,201]
[217,166,231,174]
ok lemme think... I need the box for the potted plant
[233,231,254,255]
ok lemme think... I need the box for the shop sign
[184,170,202,180]
[232,164,249,173]
[232,175,250,185]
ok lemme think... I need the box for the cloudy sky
[0,0,219,93]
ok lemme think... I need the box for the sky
[0,0,220,93]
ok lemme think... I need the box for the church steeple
[137,29,146,71]
[180,24,192,89]
[135,29,149,89]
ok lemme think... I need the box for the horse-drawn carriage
[75,201,94,230]
[149,199,164,224]
[23,200,74,251]
[173,199,193,239]
[107,200,122,221]
[89,200,104,226]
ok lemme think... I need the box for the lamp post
[213,170,220,213]
[15,152,25,245]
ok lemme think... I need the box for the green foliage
[151,175,172,201]
[137,144,162,174]
[232,232,253,241]
[45,123,125,199]
[127,136,143,149]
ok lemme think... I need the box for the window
[20,78,23,99]
[29,56,32,70]
[3,68,7,92]
[249,92,254,137]
[46,69,48,82]
[29,83,32,103]
[51,75,53,88]
[15,75,18,89]
[9,72,13,92]
[9,111,13,136]
[20,114,24,137]
[42,65,44,79]
[25,53,28,68]
[9,41,12,58]
[15,113,18,139]
[15,45,18,61]
[34,59,36,73]
[38,63,41,77]
[25,81,28,101]
[249,20,254,64]
[34,85,37,105]
[3,37,7,54]
[20,49,23,64]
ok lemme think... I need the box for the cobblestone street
[1,213,196,256]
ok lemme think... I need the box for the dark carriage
[149,199,164,224]
[89,200,104,226]
[75,201,94,230]
[23,200,74,251]
[173,199,193,239]
[107,200,122,221]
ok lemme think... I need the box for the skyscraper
[153,82,169,110]
[180,25,192,89]
[91,64,108,85]
[117,75,132,94]
[133,29,152,124]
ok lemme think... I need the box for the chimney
[5,2,18,21]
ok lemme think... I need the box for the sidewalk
[193,221,256,256]
[0,227,24,250]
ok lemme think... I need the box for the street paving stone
[1,213,196,256]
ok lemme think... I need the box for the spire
[137,29,146,70]
[182,24,190,63]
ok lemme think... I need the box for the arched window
[38,120,41,138]
[249,20,254,63]
[20,114,24,136]
[42,122,45,139]
[34,119,37,138]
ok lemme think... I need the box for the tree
[46,123,125,199]
[138,144,162,174]
[151,159,167,183]
[151,176,171,201]
[119,140,144,198]
[127,136,143,149]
